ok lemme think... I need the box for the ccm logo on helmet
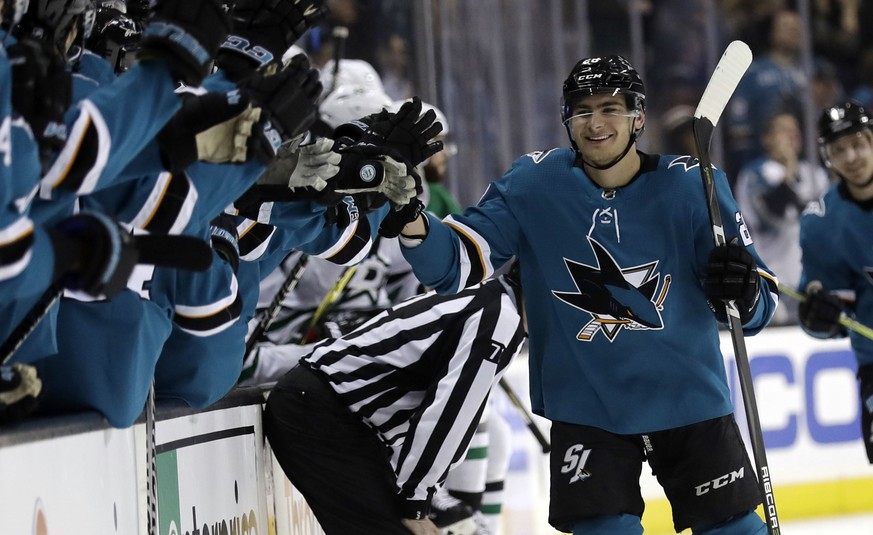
[695,467,745,496]
[575,73,603,81]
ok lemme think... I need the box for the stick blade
[693,41,752,126]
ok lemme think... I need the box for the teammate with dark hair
[391,54,778,534]
[798,99,873,464]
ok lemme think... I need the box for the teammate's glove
[137,0,232,86]
[209,214,240,273]
[0,364,42,425]
[48,212,140,299]
[259,136,341,192]
[217,0,328,80]
[702,239,760,324]
[798,282,846,337]
[7,37,71,173]
[240,55,322,162]
[156,89,254,173]
[360,96,444,167]
[379,198,426,239]
[332,143,421,206]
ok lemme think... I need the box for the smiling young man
[797,100,873,465]
[388,55,779,534]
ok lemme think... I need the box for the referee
[263,267,526,535]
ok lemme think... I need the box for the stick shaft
[693,41,780,534]
[499,377,550,454]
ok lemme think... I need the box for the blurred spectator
[725,8,807,182]
[811,0,861,89]
[661,104,698,158]
[377,33,414,101]
[849,48,873,109]
[418,102,460,218]
[720,0,787,56]
[812,58,845,110]
[734,112,830,325]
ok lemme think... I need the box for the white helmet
[319,84,393,130]
[320,58,387,97]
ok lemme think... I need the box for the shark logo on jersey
[553,237,671,342]
[667,155,701,172]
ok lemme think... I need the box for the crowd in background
[312,0,869,325]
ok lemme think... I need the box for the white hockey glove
[0,364,42,424]
[258,136,341,191]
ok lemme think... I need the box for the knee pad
[572,514,643,535]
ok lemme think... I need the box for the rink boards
[0,326,868,534]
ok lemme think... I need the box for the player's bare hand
[401,517,440,535]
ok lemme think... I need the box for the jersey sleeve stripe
[0,217,34,281]
[132,172,197,234]
[445,219,492,287]
[40,100,110,197]
[238,220,275,260]
[173,276,243,336]
[319,218,373,266]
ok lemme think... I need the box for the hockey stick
[0,234,214,366]
[498,377,550,453]
[243,254,310,360]
[300,263,359,344]
[145,380,158,535]
[692,41,780,535]
[777,282,873,341]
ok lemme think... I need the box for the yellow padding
[636,476,873,534]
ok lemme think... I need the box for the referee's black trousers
[264,364,412,534]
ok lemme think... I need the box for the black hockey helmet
[561,55,646,124]
[86,5,142,74]
[817,100,872,146]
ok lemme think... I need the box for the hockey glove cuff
[209,214,241,273]
[380,199,426,239]
[137,0,232,86]
[48,212,139,299]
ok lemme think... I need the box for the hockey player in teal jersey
[798,100,873,464]
[393,55,778,534]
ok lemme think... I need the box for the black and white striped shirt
[302,275,526,510]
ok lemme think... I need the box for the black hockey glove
[798,282,846,337]
[48,212,140,299]
[379,198,426,239]
[858,364,873,464]
[209,213,240,273]
[7,37,72,173]
[360,96,444,167]
[216,0,327,80]
[156,89,253,173]
[137,0,231,86]
[240,55,322,163]
[0,364,42,425]
[331,143,421,206]
[702,239,760,324]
